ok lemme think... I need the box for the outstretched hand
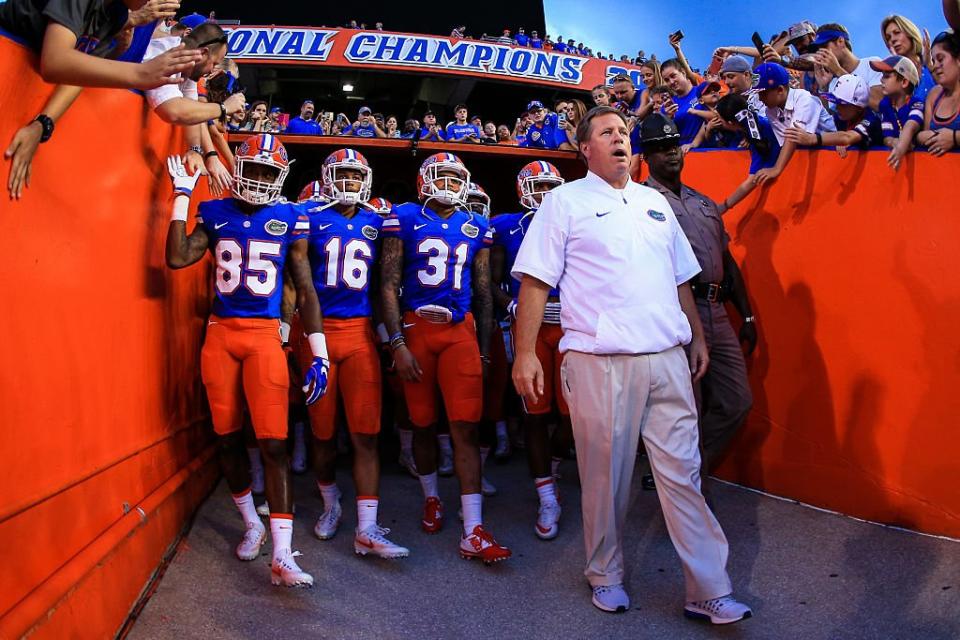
[167,154,202,196]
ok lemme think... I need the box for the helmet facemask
[520,174,564,210]
[421,162,470,207]
[233,157,287,205]
[322,163,371,205]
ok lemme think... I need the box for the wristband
[218,102,227,121]
[34,114,54,143]
[815,133,823,146]
[171,196,189,222]
[188,144,202,155]
[307,332,328,359]
[204,150,218,160]
[279,322,291,344]
[376,323,390,344]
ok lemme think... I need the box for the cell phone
[558,112,567,124]
[751,31,766,53]
[322,111,333,122]
[670,29,684,41]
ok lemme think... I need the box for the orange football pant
[201,315,289,440]
[296,317,382,440]
[512,322,568,416]
[402,311,483,427]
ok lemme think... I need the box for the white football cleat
[535,501,561,540]
[481,476,498,497]
[235,522,266,561]
[271,550,314,587]
[314,498,342,540]
[354,525,410,559]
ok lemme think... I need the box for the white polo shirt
[512,171,701,355]
[143,36,198,109]
[765,86,837,144]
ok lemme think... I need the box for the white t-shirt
[829,56,883,94]
[765,87,837,144]
[143,36,198,109]
[511,171,702,355]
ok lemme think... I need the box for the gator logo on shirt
[461,222,480,238]
[647,209,666,222]
[362,225,379,240]
[265,219,289,235]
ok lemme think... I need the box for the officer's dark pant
[694,301,753,476]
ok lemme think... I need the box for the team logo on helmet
[233,134,290,206]
[418,153,470,208]
[265,219,289,235]
[517,160,564,210]
[322,148,372,205]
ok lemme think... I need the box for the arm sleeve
[511,192,567,287]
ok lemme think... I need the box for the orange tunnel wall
[0,38,217,640]
[2,33,959,640]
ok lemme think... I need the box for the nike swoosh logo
[317,224,332,231]
[403,322,416,328]
[214,222,228,229]
[510,228,522,235]
[357,538,375,549]
[595,211,612,217]
[414,223,428,230]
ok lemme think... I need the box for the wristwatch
[744,315,756,324]
[34,114,54,143]
[188,144,203,155]
[218,102,227,121]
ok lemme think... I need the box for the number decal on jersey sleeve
[416,238,469,290]
[213,239,282,297]
[322,237,373,290]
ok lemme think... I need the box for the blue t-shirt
[747,115,782,174]
[419,126,446,141]
[446,122,481,141]
[344,123,378,137]
[667,89,703,145]
[915,67,935,102]
[520,113,560,149]
[491,212,559,300]
[850,110,885,147]
[197,199,310,319]
[515,33,529,46]
[553,42,567,53]
[529,37,542,49]
[285,116,321,135]
[304,204,382,319]
[382,202,493,322]
[877,95,925,138]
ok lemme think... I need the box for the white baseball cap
[829,74,868,107]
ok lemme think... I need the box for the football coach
[510,106,751,624]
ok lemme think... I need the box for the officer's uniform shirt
[512,172,701,355]
[644,176,726,285]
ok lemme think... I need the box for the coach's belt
[415,304,454,324]
[691,281,725,303]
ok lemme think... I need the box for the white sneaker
[438,449,454,476]
[314,498,342,540]
[398,451,419,478]
[291,423,307,474]
[250,463,265,495]
[271,550,313,587]
[481,476,498,497]
[354,525,410,559]
[592,584,629,612]
[535,501,561,540]
[684,595,753,625]
[235,522,266,561]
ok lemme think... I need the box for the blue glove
[302,356,330,405]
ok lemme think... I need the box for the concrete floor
[129,455,960,640]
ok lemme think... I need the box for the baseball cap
[639,113,680,147]
[785,21,816,43]
[301,99,314,107]
[870,55,920,87]
[270,106,281,113]
[696,81,722,99]
[829,74,868,107]
[358,106,372,115]
[526,100,545,111]
[720,55,752,74]
[810,27,848,49]
[754,62,791,90]
[179,13,206,29]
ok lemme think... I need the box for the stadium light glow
[342,83,354,92]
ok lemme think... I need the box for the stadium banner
[224,26,646,90]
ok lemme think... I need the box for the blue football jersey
[197,198,310,319]
[491,211,559,299]
[446,123,481,140]
[383,202,493,322]
[304,204,382,318]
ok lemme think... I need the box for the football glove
[167,154,202,197]
[302,357,330,405]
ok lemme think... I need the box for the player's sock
[437,434,453,457]
[551,456,563,478]
[535,477,558,506]
[461,493,483,535]
[270,513,294,560]
[231,488,260,527]
[357,496,379,531]
[318,481,340,511]
[419,472,439,499]
[399,428,414,457]
[496,421,508,444]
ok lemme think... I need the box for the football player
[380,153,511,563]
[164,134,330,587]
[285,149,409,559]
[490,160,568,540]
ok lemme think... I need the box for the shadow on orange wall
[681,149,960,540]
[0,38,217,639]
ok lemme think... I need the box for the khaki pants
[561,346,733,601]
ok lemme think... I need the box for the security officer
[641,113,757,481]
